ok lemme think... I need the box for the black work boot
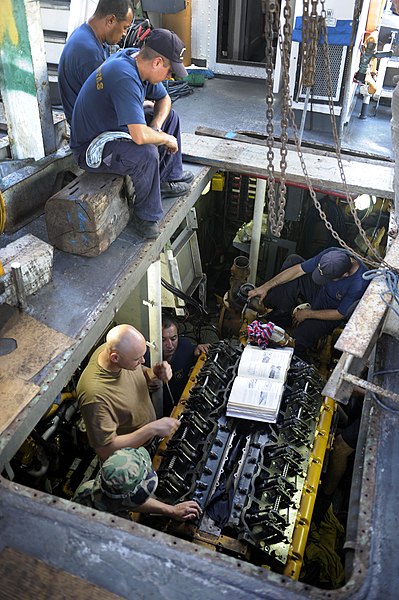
[131,214,160,239]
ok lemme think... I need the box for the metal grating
[298,44,347,102]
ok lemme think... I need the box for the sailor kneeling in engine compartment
[248,247,369,361]
[73,447,201,521]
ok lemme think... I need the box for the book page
[237,346,293,381]
[228,377,283,411]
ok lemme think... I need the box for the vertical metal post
[146,259,163,418]
[298,86,311,144]
[0,0,56,159]
[248,178,266,284]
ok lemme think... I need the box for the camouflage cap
[97,447,158,509]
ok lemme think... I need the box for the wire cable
[371,392,399,414]
[161,278,208,316]
[162,80,193,102]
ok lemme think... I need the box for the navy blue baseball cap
[312,250,352,285]
[145,28,187,78]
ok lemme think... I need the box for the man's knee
[332,433,355,457]
[281,253,305,270]
[122,143,159,176]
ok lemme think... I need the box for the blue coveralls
[74,108,183,222]
[70,49,184,222]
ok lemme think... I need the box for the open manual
[226,345,294,423]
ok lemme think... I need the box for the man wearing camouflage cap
[73,447,201,520]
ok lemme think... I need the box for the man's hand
[247,282,272,303]
[152,416,180,438]
[170,500,202,521]
[163,133,178,154]
[194,343,210,357]
[153,360,172,383]
[292,308,311,327]
[147,377,162,393]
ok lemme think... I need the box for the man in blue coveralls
[58,0,134,124]
[147,315,209,416]
[248,248,369,361]
[70,28,194,240]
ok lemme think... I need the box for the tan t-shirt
[77,344,156,449]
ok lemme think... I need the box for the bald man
[77,324,180,461]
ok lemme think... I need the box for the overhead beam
[182,132,394,199]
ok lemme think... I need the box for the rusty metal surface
[0,147,80,233]
[322,352,366,403]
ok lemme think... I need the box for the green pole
[0,0,56,159]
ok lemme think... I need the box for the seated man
[149,315,209,415]
[73,446,201,521]
[77,324,180,461]
[248,247,369,360]
[58,0,134,123]
[70,28,194,240]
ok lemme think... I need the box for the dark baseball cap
[145,28,188,78]
[312,250,352,285]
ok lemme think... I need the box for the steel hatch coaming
[0,339,398,598]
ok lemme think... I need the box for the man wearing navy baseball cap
[70,27,193,240]
[145,28,188,79]
[248,247,369,361]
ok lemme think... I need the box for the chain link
[264,0,292,238]
[301,0,319,87]
[264,2,278,232]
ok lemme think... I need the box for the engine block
[154,340,328,569]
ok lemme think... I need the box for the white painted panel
[44,41,65,64]
[40,7,70,32]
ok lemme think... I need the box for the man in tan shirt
[77,324,180,461]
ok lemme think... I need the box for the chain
[276,11,395,270]
[301,0,310,82]
[301,0,319,87]
[318,0,389,268]
[264,1,278,233]
[275,0,293,237]
[263,0,291,238]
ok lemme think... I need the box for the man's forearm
[305,308,344,321]
[134,497,173,516]
[95,423,156,461]
[267,263,304,289]
[151,96,172,129]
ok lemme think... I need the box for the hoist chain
[265,1,278,233]
[281,61,395,268]
[301,0,319,88]
[264,0,291,238]
[276,0,292,237]
[318,0,391,268]
[308,0,320,85]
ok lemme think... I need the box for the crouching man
[73,446,201,521]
